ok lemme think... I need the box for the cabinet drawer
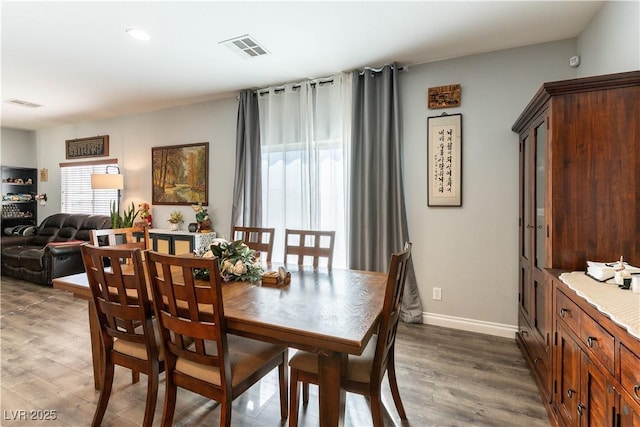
[580,312,615,375]
[621,344,640,404]
[556,290,580,335]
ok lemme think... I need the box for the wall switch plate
[433,287,442,301]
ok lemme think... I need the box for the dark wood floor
[0,276,550,426]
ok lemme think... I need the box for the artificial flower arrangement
[196,238,263,282]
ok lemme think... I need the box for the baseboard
[423,312,518,339]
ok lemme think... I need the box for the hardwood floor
[0,276,550,426]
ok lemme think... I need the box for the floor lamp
[91,165,124,214]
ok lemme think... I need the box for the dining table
[52,262,388,427]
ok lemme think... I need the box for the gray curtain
[231,90,262,229]
[349,65,423,323]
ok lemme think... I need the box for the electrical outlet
[433,287,442,301]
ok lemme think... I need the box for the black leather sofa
[1,213,111,285]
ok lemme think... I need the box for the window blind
[60,160,118,215]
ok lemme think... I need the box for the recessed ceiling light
[125,27,150,41]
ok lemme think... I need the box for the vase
[169,222,180,231]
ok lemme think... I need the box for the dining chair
[284,229,335,268]
[288,242,412,427]
[90,226,150,250]
[80,244,164,427]
[145,251,289,427]
[232,225,275,262]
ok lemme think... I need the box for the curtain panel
[257,74,352,266]
[231,90,263,230]
[349,65,423,323]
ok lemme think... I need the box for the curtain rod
[256,78,334,96]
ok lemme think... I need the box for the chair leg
[220,396,232,427]
[279,354,289,420]
[142,365,159,427]
[302,382,309,406]
[369,392,384,427]
[388,355,407,419]
[91,360,115,427]
[131,369,140,384]
[289,369,300,427]
[161,376,177,427]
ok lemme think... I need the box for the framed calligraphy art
[151,142,209,205]
[65,135,109,159]
[427,113,462,206]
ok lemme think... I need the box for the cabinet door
[580,355,614,427]
[557,325,582,427]
[519,133,533,320]
[620,395,640,427]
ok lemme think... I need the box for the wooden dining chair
[80,244,164,427]
[145,251,289,427]
[288,242,412,427]
[284,229,335,268]
[90,226,150,250]
[232,226,275,262]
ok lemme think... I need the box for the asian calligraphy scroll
[428,114,462,206]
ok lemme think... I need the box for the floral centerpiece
[197,239,263,282]
[168,211,183,231]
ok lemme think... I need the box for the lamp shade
[91,173,124,190]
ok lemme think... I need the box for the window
[60,159,119,215]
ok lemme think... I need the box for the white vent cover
[4,99,43,108]
[220,35,269,59]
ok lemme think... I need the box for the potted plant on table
[168,211,183,231]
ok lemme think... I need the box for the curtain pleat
[349,65,423,323]
[231,90,262,229]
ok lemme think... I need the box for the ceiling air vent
[4,99,43,108]
[220,35,269,59]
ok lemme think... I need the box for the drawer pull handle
[634,384,640,400]
[521,330,528,336]
[559,308,568,318]
[577,403,585,416]
[567,388,576,398]
[587,336,596,347]
[534,357,540,364]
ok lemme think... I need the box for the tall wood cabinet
[512,71,640,425]
[1,166,38,234]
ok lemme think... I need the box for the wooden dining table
[52,263,387,427]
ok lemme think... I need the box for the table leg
[318,352,347,427]
[87,300,103,390]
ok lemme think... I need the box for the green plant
[110,200,122,228]
[168,211,184,223]
[122,202,140,227]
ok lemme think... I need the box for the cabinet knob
[577,403,585,416]
[521,330,528,336]
[526,224,534,229]
[534,357,540,364]
[559,308,568,318]
[567,388,576,398]
[634,384,640,400]
[587,336,596,347]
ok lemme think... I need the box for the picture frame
[152,142,209,206]
[428,84,461,109]
[427,113,462,206]
[65,135,109,159]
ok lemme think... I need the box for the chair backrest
[80,244,159,361]
[284,229,335,268]
[371,242,412,380]
[145,251,231,393]
[232,226,275,262]
[90,226,150,250]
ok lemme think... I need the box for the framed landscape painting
[152,142,209,205]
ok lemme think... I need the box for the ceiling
[1,1,603,131]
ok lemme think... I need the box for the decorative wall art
[427,113,462,206]
[428,84,461,109]
[151,142,209,206]
[65,135,109,159]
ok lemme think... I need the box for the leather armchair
[1,213,111,285]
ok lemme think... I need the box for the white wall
[401,39,577,336]
[35,97,238,235]
[577,0,640,77]
[1,128,36,167]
